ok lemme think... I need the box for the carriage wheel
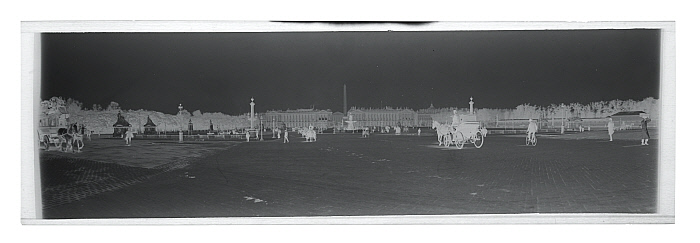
[43,136,50,150]
[455,132,466,149]
[473,131,484,148]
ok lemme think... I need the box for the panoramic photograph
[32,25,664,221]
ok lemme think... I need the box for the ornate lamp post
[249,98,255,130]
[259,114,264,141]
[178,103,184,143]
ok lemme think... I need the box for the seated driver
[527,118,538,141]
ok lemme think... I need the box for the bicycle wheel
[525,135,530,146]
[532,135,537,146]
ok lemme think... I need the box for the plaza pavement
[40,130,658,219]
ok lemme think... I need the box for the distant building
[143,115,157,135]
[415,103,439,127]
[330,112,345,129]
[347,107,417,127]
[263,109,333,130]
[112,111,131,137]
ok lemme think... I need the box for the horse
[70,124,84,152]
[57,127,74,152]
[273,128,282,138]
[394,126,402,135]
[362,128,370,138]
[300,126,316,142]
[302,129,317,142]
[432,121,453,147]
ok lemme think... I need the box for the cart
[38,106,70,151]
[448,113,485,149]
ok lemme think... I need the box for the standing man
[283,129,289,143]
[641,114,651,145]
[246,131,250,142]
[607,117,615,141]
[417,128,421,136]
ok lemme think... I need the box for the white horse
[432,121,453,147]
[304,129,317,142]
[394,126,402,135]
[362,128,370,138]
[273,128,282,138]
[301,126,317,142]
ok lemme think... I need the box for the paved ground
[40,130,657,219]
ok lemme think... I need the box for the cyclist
[527,118,538,143]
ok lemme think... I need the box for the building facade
[262,109,333,130]
[347,107,418,128]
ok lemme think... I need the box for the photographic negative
[21,21,675,224]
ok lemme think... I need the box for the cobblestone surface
[42,132,658,218]
[40,139,238,210]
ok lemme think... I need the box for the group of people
[246,129,289,143]
[607,115,651,145]
[526,114,652,145]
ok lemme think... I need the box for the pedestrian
[417,128,421,136]
[283,130,289,143]
[641,114,651,145]
[125,129,134,146]
[246,131,250,142]
[607,117,615,141]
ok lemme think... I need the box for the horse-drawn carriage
[432,113,486,149]
[37,106,84,152]
[299,126,317,142]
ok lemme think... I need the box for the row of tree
[41,97,254,134]
[40,96,659,133]
[475,97,659,121]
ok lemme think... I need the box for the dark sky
[41,29,660,115]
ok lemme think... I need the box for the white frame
[21,21,675,224]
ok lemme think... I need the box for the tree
[107,101,120,111]
[65,98,83,113]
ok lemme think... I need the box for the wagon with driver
[37,106,70,151]
[449,114,485,149]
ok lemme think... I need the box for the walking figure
[125,129,134,146]
[283,130,289,143]
[641,114,651,145]
[246,132,250,142]
[607,118,615,141]
[417,128,421,136]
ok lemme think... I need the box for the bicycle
[525,133,537,146]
